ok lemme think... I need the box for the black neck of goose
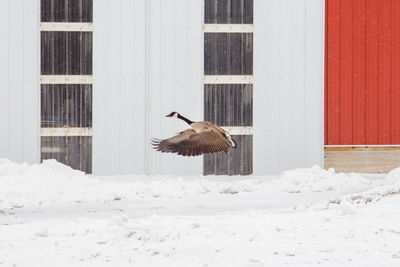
[177,114,193,125]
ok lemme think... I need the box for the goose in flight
[151,112,237,156]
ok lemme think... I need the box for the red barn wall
[325,0,400,145]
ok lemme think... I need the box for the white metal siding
[253,0,325,174]
[93,0,203,175]
[94,0,324,175]
[0,0,39,164]
[0,0,324,175]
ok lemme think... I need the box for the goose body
[152,112,237,156]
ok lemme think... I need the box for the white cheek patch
[173,113,178,118]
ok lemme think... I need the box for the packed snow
[1,159,400,266]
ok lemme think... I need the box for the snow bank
[0,159,260,210]
[0,159,88,210]
[2,160,400,266]
[326,167,400,206]
[0,159,376,211]
[270,165,372,193]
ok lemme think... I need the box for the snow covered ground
[1,159,400,266]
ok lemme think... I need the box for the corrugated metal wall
[253,0,325,174]
[325,0,400,145]
[94,0,325,175]
[94,0,203,175]
[0,0,325,175]
[0,0,40,164]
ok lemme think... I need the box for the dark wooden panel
[205,0,253,24]
[81,0,93,22]
[69,32,92,75]
[41,31,67,75]
[204,135,253,175]
[54,0,67,22]
[41,31,53,75]
[41,84,92,128]
[41,0,93,22]
[41,32,92,75]
[41,136,92,173]
[54,31,67,74]
[204,84,252,126]
[68,0,82,22]
[240,134,252,174]
[68,32,81,75]
[205,33,253,75]
[41,0,53,22]
[80,32,93,75]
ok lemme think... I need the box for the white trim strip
[204,75,253,84]
[222,126,253,135]
[325,145,400,148]
[203,24,253,33]
[40,75,93,84]
[40,127,92,137]
[40,22,93,32]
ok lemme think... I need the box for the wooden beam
[204,75,253,84]
[40,127,92,137]
[221,126,253,135]
[40,22,93,32]
[40,75,93,84]
[203,24,253,33]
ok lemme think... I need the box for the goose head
[166,111,179,118]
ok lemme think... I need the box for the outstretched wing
[152,128,234,156]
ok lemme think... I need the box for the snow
[1,159,400,266]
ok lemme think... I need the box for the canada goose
[151,112,237,156]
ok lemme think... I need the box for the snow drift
[0,159,382,211]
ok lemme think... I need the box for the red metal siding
[393,0,400,144]
[325,0,400,145]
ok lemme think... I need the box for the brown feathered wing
[152,128,233,156]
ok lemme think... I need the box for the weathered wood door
[203,0,253,175]
[40,0,93,173]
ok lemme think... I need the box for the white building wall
[0,0,324,175]
[253,0,325,174]
[93,0,203,175]
[0,0,40,164]
[94,0,324,175]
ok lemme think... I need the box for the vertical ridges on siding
[253,0,324,174]
[365,0,379,144]
[339,0,353,144]
[392,0,400,144]
[353,0,366,144]
[325,0,400,145]
[378,0,392,144]
[326,0,341,145]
